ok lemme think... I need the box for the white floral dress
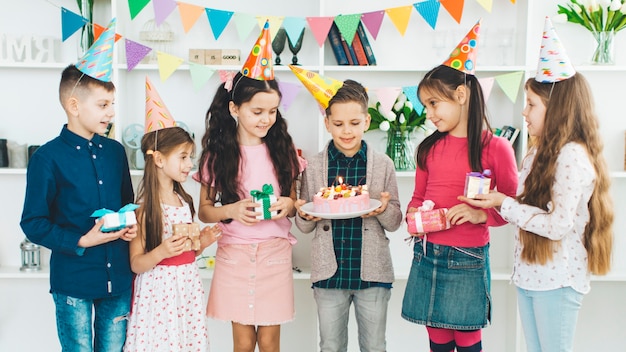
[124,200,209,352]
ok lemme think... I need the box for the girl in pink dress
[124,127,221,352]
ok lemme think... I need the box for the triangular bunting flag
[361,11,385,40]
[402,86,424,115]
[233,13,258,41]
[495,71,524,103]
[334,14,361,47]
[414,0,440,30]
[478,77,495,101]
[476,0,493,13]
[156,51,184,81]
[278,81,302,112]
[374,87,402,114]
[206,8,234,40]
[189,63,216,91]
[125,39,152,71]
[385,6,413,36]
[128,0,150,20]
[283,17,307,47]
[153,0,177,26]
[93,23,122,42]
[256,16,284,41]
[306,16,335,47]
[178,2,206,33]
[440,0,464,24]
[61,7,88,42]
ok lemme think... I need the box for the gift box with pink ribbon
[406,200,451,234]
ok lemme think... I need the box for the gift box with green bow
[250,184,277,220]
[90,203,139,232]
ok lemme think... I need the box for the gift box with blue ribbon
[250,184,277,220]
[90,203,139,232]
[464,170,492,199]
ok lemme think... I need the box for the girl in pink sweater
[400,64,518,352]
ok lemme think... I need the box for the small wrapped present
[464,169,492,199]
[250,184,277,220]
[172,223,201,251]
[406,201,451,234]
[91,204,139,232]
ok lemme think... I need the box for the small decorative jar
[20,238,41,272]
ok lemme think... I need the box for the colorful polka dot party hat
[442,19,481,75]
[535,16,576,83]
[145,76,176,133]
[289,65,344,109]
[241,20,274,80]
[75,18,116,82]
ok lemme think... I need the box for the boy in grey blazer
[294,79,402,352]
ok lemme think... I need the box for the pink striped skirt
[207,237,294,325]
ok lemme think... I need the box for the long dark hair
[136,127,195,252]
[416,65,491,171]
[198,72,300,204]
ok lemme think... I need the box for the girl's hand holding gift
[199,224,222,249]
[458,191,507,211]
[446,203,487,226]
[158,234,187,259]
[269,196,295,219]
[228,198,262,226]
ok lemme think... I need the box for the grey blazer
[295,141,402,284]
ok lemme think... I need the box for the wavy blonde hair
[520,75,613,275]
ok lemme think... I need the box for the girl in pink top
[194,71,302,352]
[401,65,519,351]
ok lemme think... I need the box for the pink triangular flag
[374,87,402,114]
[125,39,152,71]
[152,0,177,26]
[178,2,206,33]
[478,77,495,101]
[361,11,385,40]
[306,16,335,47]
[278,81,302,112]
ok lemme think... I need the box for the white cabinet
[1,1,625,351]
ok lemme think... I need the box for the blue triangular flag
[61,7,89,41]
[205,8,234,40]
[282,17,307,47]
[414,0,440,30]
[402,86,424,115]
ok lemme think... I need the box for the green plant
[556,0,626,33]
[77,0,94,51]
[367,93,426,133]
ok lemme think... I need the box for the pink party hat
[289,65,343,109]
[145,76,176,133]
[76,18,116,82]
[241,20,274,80]
[442,19,481,74]
[535,16,576,83]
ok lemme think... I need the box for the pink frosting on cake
[312,185,370,213]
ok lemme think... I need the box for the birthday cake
[313,184,370,214]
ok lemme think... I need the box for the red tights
[426,327,482,352]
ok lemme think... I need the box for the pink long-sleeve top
[408,133,519,247]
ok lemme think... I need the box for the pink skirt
[207,237,294,325]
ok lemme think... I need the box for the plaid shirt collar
[328,140,367,162]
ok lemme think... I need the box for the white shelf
[0,62,68,69]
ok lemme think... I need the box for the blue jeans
[314,287,391,352]
[516,286,583,352]
[52,290,131,352]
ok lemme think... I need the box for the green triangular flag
[334,14,361,47]
[495,71,524,103]
[189,63,216,92]
[128,0,150,20]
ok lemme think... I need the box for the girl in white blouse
[461,73,614,351]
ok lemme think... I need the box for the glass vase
[385,128,416,171]
[591,30,615,65]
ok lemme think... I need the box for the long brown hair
[520,75,613,274]
[416,65,492,172]
[136,127,196,252]
[198,73,300,204]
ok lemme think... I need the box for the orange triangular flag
[93,23,122,42]
[385,5,413,36]
[178,2,206,33]
[440,0,464,24]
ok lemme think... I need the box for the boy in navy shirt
[20,19,136,351]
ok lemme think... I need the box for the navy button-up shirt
[21,125,134,299]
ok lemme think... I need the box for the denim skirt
[401,240,491,330]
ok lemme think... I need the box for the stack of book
[493,125,520,145]
[327,21,376,66]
